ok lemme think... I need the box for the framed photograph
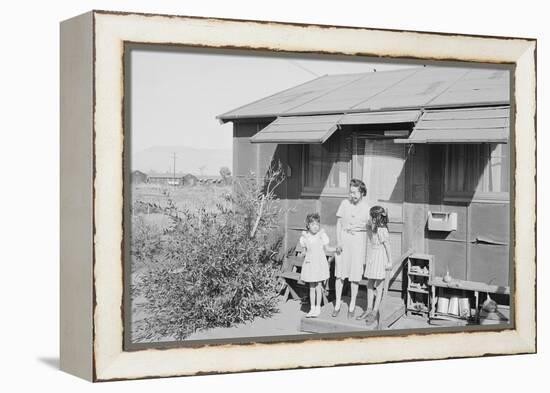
[60,10,536,381]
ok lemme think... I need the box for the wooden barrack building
[218,66,511,292]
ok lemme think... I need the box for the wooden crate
[406,253,433,316]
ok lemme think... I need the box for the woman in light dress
[333,179,370,318]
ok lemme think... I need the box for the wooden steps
[300,296,406,333]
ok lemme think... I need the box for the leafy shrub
[130,216,164,269]
[132,164,286,342]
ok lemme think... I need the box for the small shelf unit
[406,253,433,316]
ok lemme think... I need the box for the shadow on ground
[37,357,59,370]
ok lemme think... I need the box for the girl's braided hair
[370,205,388,232]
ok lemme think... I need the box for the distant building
[131,170,148,184]
[197,175,225,186]
[146,173,200,187]
[147,175,183,186]
[182,174,199,186]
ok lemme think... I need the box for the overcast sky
[129,47,419,155]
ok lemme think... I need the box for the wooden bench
[278,248,331,306]
[428,276,510,325]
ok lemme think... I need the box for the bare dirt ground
[186,297,310,341]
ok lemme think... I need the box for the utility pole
[172,152,176,187]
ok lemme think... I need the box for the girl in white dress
[358,205,393,325]
[299,213,331,318]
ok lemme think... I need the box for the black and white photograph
[125,46,512,347]
[2,0,546,387]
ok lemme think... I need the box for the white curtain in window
[484,143,509,193]
[446,143,509,195]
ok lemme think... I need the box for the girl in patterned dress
[360,205,392,325]
[299,213,331,318]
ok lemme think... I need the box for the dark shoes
[365,310,379,326]
[356,309,371,320]
[331,304,358,319]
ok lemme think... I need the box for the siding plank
[468,203,510,244]
[428,239,467,280]
[467,244,509,286]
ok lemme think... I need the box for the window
[445,143,509,200]
[303,134,351,194]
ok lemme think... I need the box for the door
[353,136,406,262]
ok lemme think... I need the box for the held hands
[298,248,308,263]
[385,261,393,271]
[335,245,343,255]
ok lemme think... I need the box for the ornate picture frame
[60,10,536,381]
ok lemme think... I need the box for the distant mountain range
[132,146,232,176]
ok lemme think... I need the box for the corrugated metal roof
[340,110,421,125]
[218,67,509,120]
[395,106,509,144]
[249,114,343,144]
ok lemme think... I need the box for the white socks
[306,305,321,318]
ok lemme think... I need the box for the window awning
[250,110,421,144]
[395,106,509,144]
[250,114,343,144]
